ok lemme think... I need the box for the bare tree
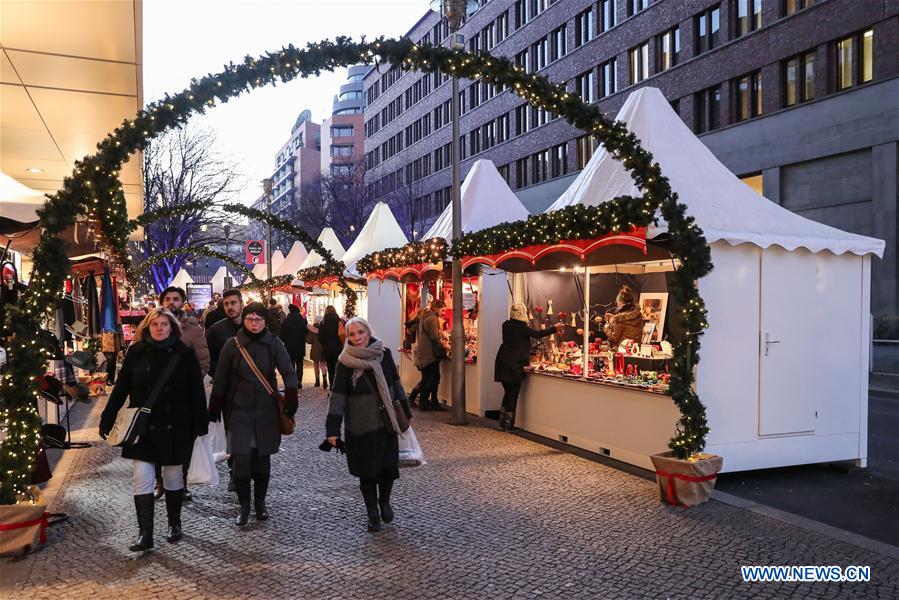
[138,126,244,292]
[387,174,429,242]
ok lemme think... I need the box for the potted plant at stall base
[0,418,50,556]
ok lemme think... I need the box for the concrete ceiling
[0,0,144,225]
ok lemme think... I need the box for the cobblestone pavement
[3,381,898,599]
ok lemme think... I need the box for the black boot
[129,494,154,552]
[235,477,251,527]
[314,378,320,387]
[498,409,510,431]
[360,481,381,532]
[164,489,183,543]
[377,479,395,524]
[502,411,518,432]
[253,474,270,521]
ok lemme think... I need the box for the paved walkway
[3,384,898,599]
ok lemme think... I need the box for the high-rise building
[321,65,368,177]
[362,0,898,335]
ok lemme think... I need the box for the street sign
[246,240,265,264]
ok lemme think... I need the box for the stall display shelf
[524,368,669,396]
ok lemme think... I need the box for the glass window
[862,29,873,83]
[599,0,616,33]
[783,0,813,16]
[576,135,597,169]
[551,143,568,178]
[338,90,363,101]
[575,70,595,103]
[628,43,649,84]
[331,145,353,157]
[331,125,354,137]
[735,70,762,121]
[695,5,720,55]
[575,7,594,47]
[657,27,680,72]
[515,157,529,189]
[784,51,814,106]
[836,35,853,90]
[550,25,567,62]
[626,0,650,18]
[600,58,618,98]
[784,57,798,106]
[735,0,762,38]
[497,112,510,143]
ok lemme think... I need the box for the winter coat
[494,320,556,384]
[605,305,644,348]
[204,305,227,330]
[206,317,240,377]
[211,329,298,456]
[267,306,286,336]
[100,338,208,465]
[317,313,344,361]
[326,344,412,480]
[309,323,324,361]
[279,312,308,360]
[179,314,211,377]
[414,309,442,368]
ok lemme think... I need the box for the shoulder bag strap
[141,353,182,413]
[235,339,275,396]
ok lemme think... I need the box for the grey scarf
[338,339,402,434]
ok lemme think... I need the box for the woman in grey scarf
[326,317,412,532]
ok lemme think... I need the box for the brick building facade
[362,0,898,332]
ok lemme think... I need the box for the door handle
[764,333,780,356]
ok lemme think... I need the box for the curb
[870,386,899,399]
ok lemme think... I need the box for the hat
[42,423,68,449]
[510,303,529,323]
[39,375,64,405]
[65,321,88,338]
[63,382,91,403]
[65,350,97,371]
[242,302,269,321]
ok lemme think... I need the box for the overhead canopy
[548,87,884,258]
[274,241,308,277]
[299,227,347,270]
[423,159,529,241]
[342,202,409,276]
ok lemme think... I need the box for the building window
[514,0,530,29]
[783,0,814,17]
[331,125,354,137]
[783,51,815,106]
[695,5,720,55]
[575,70,595,103]
[734,70,762,122]
[835,29,874,91]
[600,58,618,98]
[515,157,529,189]
[693,84,721,133]
[531,149,549,184]
[575,7,594,47]
[626,0,650,18]
[496,11,510,42]
[331,165,352,177]
[497,112,510,143]
[657,27,680,72]
[734,0,762,38]
[862,29,874,83]
[331,145,353,157]
[532,36,550,71]
[740,173,763,195]
[628,43,649,85]
[338,90,363,101]
[482,122,496,150]
[575,135,597,170]
[550,25,567,62]
[551,143,568,178]
[835,35,853,90]
[598,0,616,33]
[498,163,511,185]
[515,104,530,135]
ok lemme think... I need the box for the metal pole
[449,30,466,425]
[263,178,273,302]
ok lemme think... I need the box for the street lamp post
[432,0,475,425]
[263,178,273,302]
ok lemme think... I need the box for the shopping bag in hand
[207,420,228,463]
[187,435,219,486]
[398,427,426,468]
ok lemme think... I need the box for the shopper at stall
[204,298,227,331]
[279,303,308,387]
[208,302,299,527]
[307,319,328,388]
[267,298,286,335]
[99,308,208,552]
[603,286,644,348]
[325,317,412,532]
[414,299,445,411]
[494,303,561,432]
[317,305,345,388]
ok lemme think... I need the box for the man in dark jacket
[267,299,286,335]
[204,298,227,330]
[207,289,243,378]
[494,303,561,432]
[414,300,445,410]
[279,304,308,387]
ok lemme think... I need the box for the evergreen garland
[357,238,449,275]
[1,36,713,504]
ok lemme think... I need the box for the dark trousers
[420,361,441,405]
[104,351,117,385]
[293,358,304,386]
[232,448,271,480]
[325,358,338,386]
[501,381,522,412]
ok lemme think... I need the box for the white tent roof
[299,227,347,270]
[274,241,308,277]
[170,268,193,289]
[271,250,286,273]
[342,202,409,275]
[245,250,285,283]
[548,87,884,257]
[210,266,232,293]
[1,172,45,223]
[423,159,529,241]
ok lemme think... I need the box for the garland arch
[0,36,711,504]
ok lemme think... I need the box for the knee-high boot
[253,474,270,520]
[235,478,252,527]
[360,480,381,532]
[377,478,394,524]
[164,489,183,542]
[129,494,155,552]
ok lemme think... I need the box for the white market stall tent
[395,159,530,416]
[299,228,349,324]
[341,202,409,357]
[169,267,193,290]
[245,249,286,284]
[519,87,885,472]
[209,266,235,294]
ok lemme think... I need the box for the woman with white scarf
[326,317,412,532]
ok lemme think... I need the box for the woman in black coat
[279,303,308,386]
[494,303,561,432]
[326,317,412,532]
[317,305,344,386]
[99,308,208,552]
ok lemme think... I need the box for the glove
[318,438,346,454]
[283,387,298,417]
[196,426,209,438]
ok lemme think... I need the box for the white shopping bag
[187,435,219,486]
[398,427,426,468]
[207,420,228,463]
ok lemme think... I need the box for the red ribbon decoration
[0,512,50,544]
[655,470,718,508]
